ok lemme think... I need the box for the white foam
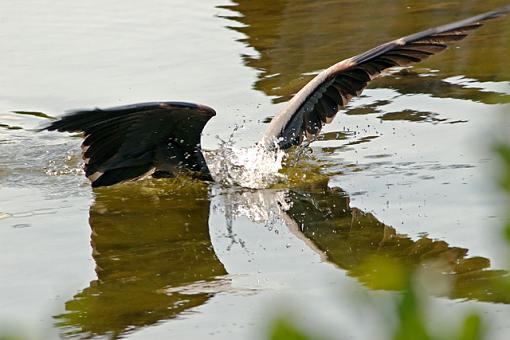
[206,138,285,189]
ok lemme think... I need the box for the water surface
[1,0,510,339]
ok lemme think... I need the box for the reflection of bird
[56,180,510,338]
[55,182,227,338]
[285,185,510,303]
[43,7,510,187]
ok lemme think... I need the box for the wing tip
[494,4,510,16]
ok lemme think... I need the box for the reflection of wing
[55,181,227,338]
[262,6,510,149]
[43,102,215,187]
[285,185,510,303]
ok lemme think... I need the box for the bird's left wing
[43,101,216,187]
[261,5,510,149]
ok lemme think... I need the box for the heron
[43,6,510,188]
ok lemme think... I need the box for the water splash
[211,187,292,250]
[206,129,286,189]
[212,187,291,224]
[44,150,84,176]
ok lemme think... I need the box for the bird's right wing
[43,101,216,187]
[261,5,510,149]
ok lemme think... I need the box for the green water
[1,1,510,339]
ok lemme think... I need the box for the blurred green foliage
[0,333,25,340]
[268,274,486,340]
[494,145,510,244]
[270,319,316,340]
[392,282,484,340]
[393,281,431,340]
[457,314,484,340]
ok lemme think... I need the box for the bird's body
[43,5,510,188]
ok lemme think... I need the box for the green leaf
[270,318,313,340]
[494,144,510,193]
[393,281,432,340]
[456,314,483,340]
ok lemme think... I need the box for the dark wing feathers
[90,164,155,188]
[262,5,510,149]
[42,7,510,188]
[44,102,216,187]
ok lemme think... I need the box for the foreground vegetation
[269,142,510,340]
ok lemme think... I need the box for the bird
[43,5,510,188]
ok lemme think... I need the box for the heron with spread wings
[43,6,510,188]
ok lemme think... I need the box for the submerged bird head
[206,140,286,189]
